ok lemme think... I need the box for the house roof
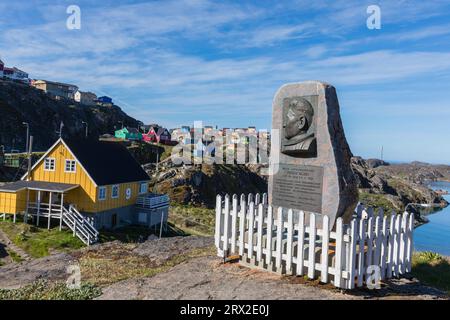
[62,138,149,185]
[156,127,168,136]
[0,181,79,193]
[127,127,140,134]
[22,138,150,186]
[33,79,77,88]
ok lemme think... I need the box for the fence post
[334,217,343,288]
[215,195,222,252]
[266,206,273,266]
[406,212,414,273]
[348,219,358,289]
[366,215,374,269]
[223,195,230,256]
[320,215,330,283]
[256,203,264,262]
[275,207,283,272]
[380,215,388,279]
[296,211,305,276]
[307,213,316,279]
[386,214,396,278]
[239,194,246,256]
[231,195,238,255]
[399,211,408,274]
[357,218,366,287]
[255,193,260,206]
[393,214,401,277]
[262,193,268,205]
[248,202,255,263]
[286,209,294,274]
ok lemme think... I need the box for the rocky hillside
[145,160,267,208]
[352,157,448,212]
[0,80,140,151]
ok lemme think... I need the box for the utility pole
[22,122,29,153]
[82,121,88,138]
[381,146,384,161]
[27,136,33,181]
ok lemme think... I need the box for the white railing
[62,206,98,245]
[215,193,414,289]
[136,193,170,209]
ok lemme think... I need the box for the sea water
[414,181,450,256]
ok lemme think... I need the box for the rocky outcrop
[146,161,267,208]
[351,157,448,213]
[0,80,141,152]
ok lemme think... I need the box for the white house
[75,91,97,106]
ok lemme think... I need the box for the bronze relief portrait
[281,96,317,157]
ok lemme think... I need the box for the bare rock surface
[98,256,355,300]
[98,255,447,300]
[0,253,75,289]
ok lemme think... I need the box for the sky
[1,0,450,164]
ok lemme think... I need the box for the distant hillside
[0,80,141,151]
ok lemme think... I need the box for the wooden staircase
[62,205,99,245]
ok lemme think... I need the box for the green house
[115,127,143,141]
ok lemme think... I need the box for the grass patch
[0,220,84,258]
[358,191,398,212]
[78,243,214,286]
[169,204,215,236]
[412,251,450,295]
[6,249,23,263]
[0,279,101,300]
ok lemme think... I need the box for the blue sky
[1,0,450,164]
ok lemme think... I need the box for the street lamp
[22,122,29,153]
[82,121,88,138]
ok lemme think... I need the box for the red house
[142,126,171,144]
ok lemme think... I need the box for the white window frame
[111,185,119,199]
[44,158,55,171]
[139,182,148,195]
[64,159,77,173]
[98,187,107,201]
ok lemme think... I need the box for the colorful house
[3,67,29,83]
[0,138,169,245]
[143,126,171,144]
[115,127,143,141]
[97,96,113,106]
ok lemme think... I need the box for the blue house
[97,96,113,106]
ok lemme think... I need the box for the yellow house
[0,138,169,245]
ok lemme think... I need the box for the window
[98,187,107,201]
[65,159,76,173]
[44,158,55,171]
[139,182,148,194]
[111,185,119,199]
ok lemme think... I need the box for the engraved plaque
[272,163,324,213]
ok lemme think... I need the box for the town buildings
[32,80,79,100]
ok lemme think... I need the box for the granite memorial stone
[268,81,358,229]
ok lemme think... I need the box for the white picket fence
[214,193,414,289]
